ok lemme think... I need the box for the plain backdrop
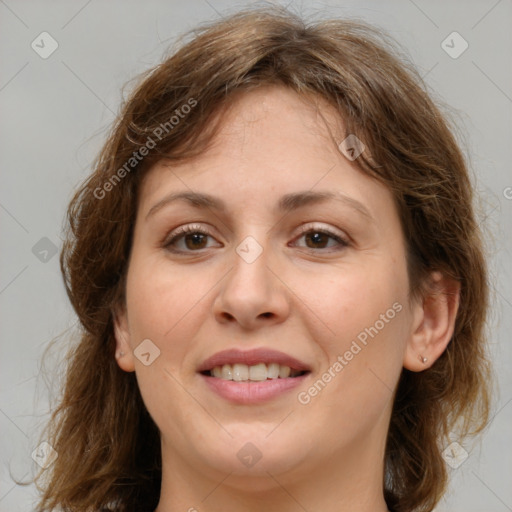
[0,1,511,511]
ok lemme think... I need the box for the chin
[195,430,310,482]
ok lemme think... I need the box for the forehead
[208,85,346,157]
[137,85,393,223]
[141,86,346,187]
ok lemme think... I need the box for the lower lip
[199,373,310,404]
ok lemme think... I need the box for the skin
[113,85,459,512]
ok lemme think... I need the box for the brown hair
[35,6,492,511]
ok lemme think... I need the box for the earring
[117,351,125,358]
[418,355,428,364]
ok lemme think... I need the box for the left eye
[163,225,349,253]
[293,228,349,251]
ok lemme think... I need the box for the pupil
[186,233,206,249]
[308,232,325,248]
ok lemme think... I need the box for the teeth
[249,363,267,381]
[220,364,233,380]
[279,365,291,378]
[208,363,304,381]
[233,363,248,381]
[267,362,280,379]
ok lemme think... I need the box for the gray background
[0,0,511,510]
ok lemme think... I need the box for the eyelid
[162,223,216,244]
[172,223,213,236]
[167,222,346,239]
[294,222,347,239]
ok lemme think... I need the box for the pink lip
[199,372,310,404]
[197,348,311,373]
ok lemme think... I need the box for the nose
[212,235,291,330]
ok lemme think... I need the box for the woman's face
[114,85,422,488]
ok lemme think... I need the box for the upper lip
[197,348,311,373]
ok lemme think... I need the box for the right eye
[162,224,220,253]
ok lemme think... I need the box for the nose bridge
[235,234,266,267]
[228,231,272,295]
[213,228,290,327]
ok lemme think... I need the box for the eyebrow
[145,190,373,222]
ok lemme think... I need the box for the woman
[35,6,492,512]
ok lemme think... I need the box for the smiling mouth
[200,362,310,381]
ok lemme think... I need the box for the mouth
[197,348,312,404]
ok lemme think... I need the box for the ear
[404,271,460,372]
[112,303,136,372]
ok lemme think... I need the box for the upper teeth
[210,363,303,381]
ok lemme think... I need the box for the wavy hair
[34,6,492,511]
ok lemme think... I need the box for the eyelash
[162,223,350,254]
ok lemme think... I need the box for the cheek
[311,264,408,351]
[124,258,202,431]
[301,271,408,433]
[320,270,409,405]
[122,260,208,404]
[125,257,194,338]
